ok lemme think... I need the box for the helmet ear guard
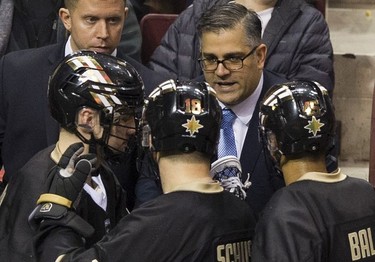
[259,80,336,167]
[142,79,222,156]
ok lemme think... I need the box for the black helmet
[48,50,144,151]
[259,80,336,164]
[142,79,222,156]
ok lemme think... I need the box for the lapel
[43,43,66,146]
[262,0,301,61]
[239,88,267,177]
[239,70,286,176]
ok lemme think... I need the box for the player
[252,80,375,261]
[0,50,144,261]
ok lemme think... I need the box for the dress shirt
[219,73,264,157]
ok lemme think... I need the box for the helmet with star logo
[142,79,222,155]
[259,80,336,166]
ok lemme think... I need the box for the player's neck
[235,0,277,12]
[158,159,212,193]
[51,129,90,164]
[281,156,327,186]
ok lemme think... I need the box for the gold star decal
[182,115,203,136]
[304,116,325,136]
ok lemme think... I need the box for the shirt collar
[166,181,224,194]
[219,73,263,125]
[296,168,347,183]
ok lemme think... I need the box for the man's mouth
[214,81,237,90]
[91,47,111,54]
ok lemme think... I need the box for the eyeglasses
[198,45,259,72]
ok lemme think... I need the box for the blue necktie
[218,108,237,158]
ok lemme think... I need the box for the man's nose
[96,21,109,39]
[215,62,231,76]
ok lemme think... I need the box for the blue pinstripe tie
[218,108,237,158]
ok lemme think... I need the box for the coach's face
[59,0,127,55]
[200,23,266,106]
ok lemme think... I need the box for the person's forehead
[74,0,125,13]
[200,27,249,55]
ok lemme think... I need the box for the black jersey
[252,170,375,262]
[36,182,256,261]
[0,145,128,262]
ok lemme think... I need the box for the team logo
[182,115,203,136]
[40,203,53,213]
[304,116,325,136]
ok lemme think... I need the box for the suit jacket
[0,0,142,62]
[239,70,286,216]
[0,43,169,182]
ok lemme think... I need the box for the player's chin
[117,143,128,153]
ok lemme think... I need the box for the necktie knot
[222,108,236,126]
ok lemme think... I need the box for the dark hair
[197,3,262,47]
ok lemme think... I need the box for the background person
[0,0,142,61]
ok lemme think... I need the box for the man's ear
[124,6,129,20]
[76,108,104,139]
[76,108,99,132]
[256,43,267,70]
[59,8,71,32]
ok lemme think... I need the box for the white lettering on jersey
[216,240,251,262]
[348,227,375,261]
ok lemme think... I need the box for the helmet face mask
[49,50,144,156]
[105,107,138,154]
[259,81,336,169]
[142,79,221,157]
